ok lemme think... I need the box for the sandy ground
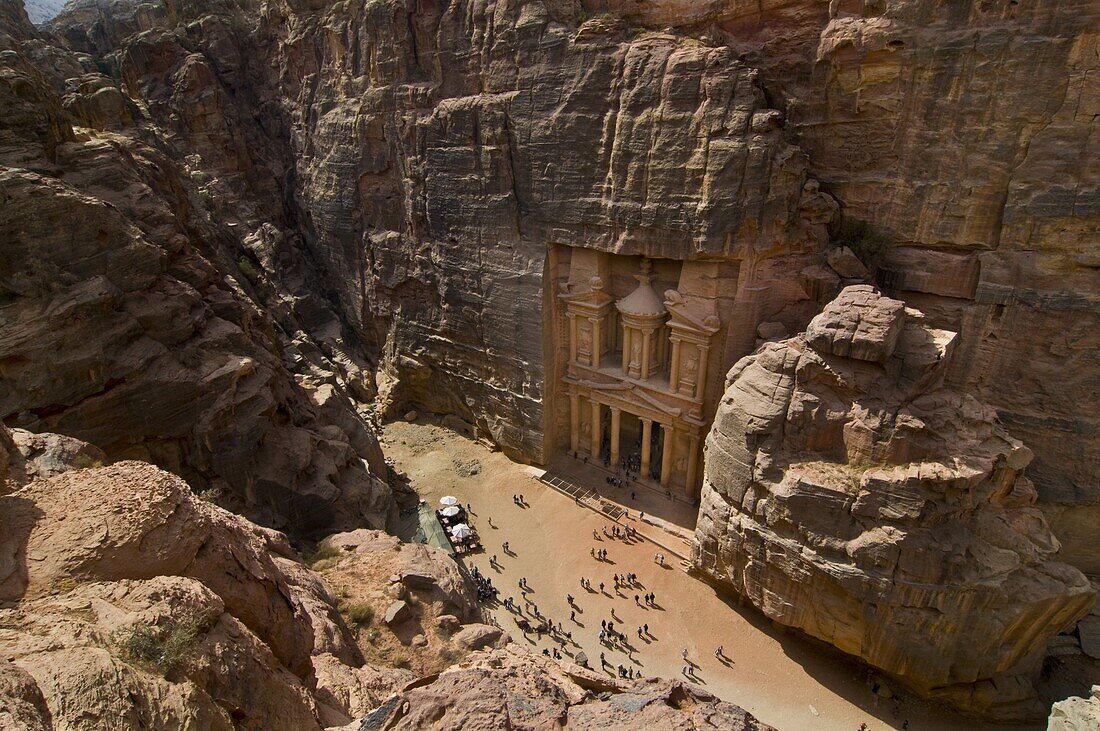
[383,419,1036,731]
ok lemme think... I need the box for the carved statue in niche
[630,337,642,367]
[683,352,699,383]
[578,327,591,354]
[581,419,591,439]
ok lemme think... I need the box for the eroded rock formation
[355,645,775,731]
[693,285,1096,720]
[0,1,392,536]
[34,0,1097,570]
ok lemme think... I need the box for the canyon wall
[0,2,393,536]
[43,0,1097,566]
[584,0,1100,570]
[693,285,1095,720]
[48,0,837,466]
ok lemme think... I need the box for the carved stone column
[569,391,580,454]
[590,317,602,369]
[610,406,621,466]
[640,418,652,476]
[622,327,632,376]
[695,344,710,401]
[660,424,674,488]
[568,313,577,366]
[668,338,682,392]
[686,434,700,496]
[590,399,601,459]
[641,329,652,380]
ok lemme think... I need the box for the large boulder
[356,645,774,730]
[694,286,1096,721]
[0,460,420,730]
[1048,686,1100,731]
[0,462,362,677]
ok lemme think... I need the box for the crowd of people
[456,495,741,693]
[469,564,499,602]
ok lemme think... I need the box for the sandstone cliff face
[594,0,1100,574]
[48,0,834,465]
[693,285,1096,720]
[42,0,1098,571]
[0,2,393,536]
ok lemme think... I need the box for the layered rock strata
[0,2,392,535]
[46,0,837,466]
[38,0,1098,568]
[693,285,1096,720]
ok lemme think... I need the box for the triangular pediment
[664,291,720,335]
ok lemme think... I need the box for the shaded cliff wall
[46,0,1098,566]
[581,0,1100,568]
[54,0,834,462]
[0,0,394,536]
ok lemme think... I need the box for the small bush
[69,453,101,470]
[236,255,259,280]
[438,645,463,664]
[196,488,220,504]
[115,618,201,675]
[54,576,78,593]
[306,542,341,570]
[343,602,374,627]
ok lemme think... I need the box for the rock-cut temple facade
[550,248,740,499]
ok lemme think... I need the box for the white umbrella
[440,496,459,506]
[441,505,460,517]
[450,523,472,539]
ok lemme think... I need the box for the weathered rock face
[356,645,775,731]
[1048,686,1100,731]
[693,285,1096,721]
[594,0,1100,574]
[41,0,1098,569]
[0,460,385,729]
[48,0,835,466]
[0,2,392,536]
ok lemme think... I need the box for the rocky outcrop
[0,460,429,729]
[39,0,1098,570]
[693,286,1095,720]
[0,1,392,537]
[0,423,103,494]
[1048,686,1100,731]
[312,529,497,676]
[44,0,836,466]
[356,645,775,730]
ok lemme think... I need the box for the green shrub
[343,602,374,627]
[306,542,341,570]
[115,618,201,675]
[69,453,101,470]
[236,255,259,280]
